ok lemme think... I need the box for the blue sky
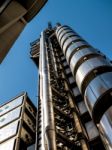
[0,0,112,106]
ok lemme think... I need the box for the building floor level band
[30,23,112,150]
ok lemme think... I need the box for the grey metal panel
[58,30,76,43]
[0,138,16,150]
[62,61,68,67]
[85,120,99,140]
[78,101,88,115]
[60,32,77,48]
[66,41,89,62]
[56,26,63,35]
[99,106,112,148]
[63,36,82,54]
[70,48,99,75]
[65,68,71,74]
[27,144,35,150]
[0,120,19,143]
[57,26,69,38]
[0,107,21,128]
[0,95,23,116]
[61,56,65,61]
[68,76,75,84]
[84,72,112,119]
[76,56,111,93]
[72,87,80,97]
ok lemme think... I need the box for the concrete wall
[0,0,47,63]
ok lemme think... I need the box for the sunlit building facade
[0,0,47,63]
[30,23,112,150]
[0,92,36,150]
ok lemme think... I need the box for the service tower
[30,23,112,150]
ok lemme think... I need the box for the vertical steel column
[38,36,46,150]
[56,24,112,149]
[40,32,57,150]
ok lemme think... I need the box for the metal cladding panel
[76,56,112,93]
[57,26,70,38]
[56,25,68,35]
[55,25,62,35]
[27,144,35,150]
[0,95,24,116]
[58,29,76,43]
[60,55,65,61]
[62,61,68,67]
[0,120,19,143]
[0,107,21,128]
[68,76,75,84]
[0,138,15,150]
[99,106,112,148]
[78,101,88,115]
[85,120,99,140]
[84,72,112,122]
[60,32,77,48]
[66,41,90,62]
[63,36,83,54]
[72,87,80,97]
[65,68,71,74]
[70,48,99,75]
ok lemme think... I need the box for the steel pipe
[39,33,47,150]
[40,32,57,150]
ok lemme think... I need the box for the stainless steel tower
[30,23,112,150]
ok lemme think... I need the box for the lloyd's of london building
[30,23,112,150]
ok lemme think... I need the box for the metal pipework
[56,25,112,149]
[38,37,46,150]
[40,31,57,150]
